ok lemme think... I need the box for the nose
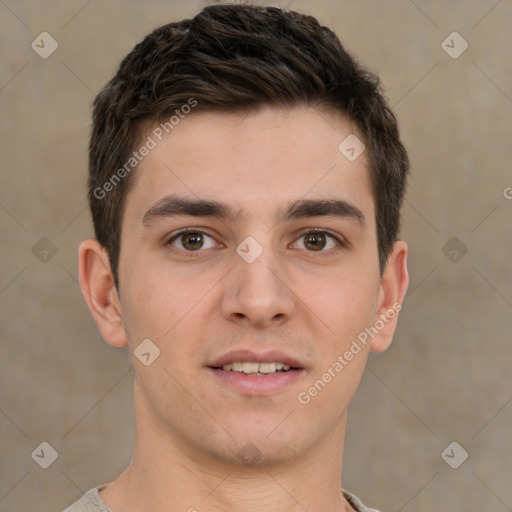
[220,248,296,328]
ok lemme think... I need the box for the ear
[78,238,127,348]
[370,240,409,353]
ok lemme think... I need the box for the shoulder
[64,486,378,512]
[343,488,382,512]
[62,487,112,512]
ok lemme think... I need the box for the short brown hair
[88,3,409,288]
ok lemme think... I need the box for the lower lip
[208,368,306,395]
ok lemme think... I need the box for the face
[96,106,404,466]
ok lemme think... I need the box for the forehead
[126,106,374,223]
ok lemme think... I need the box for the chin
[213,438,305,469]
[199,421,314,469]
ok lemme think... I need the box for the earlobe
[78,238,128,348]
[370,240,409,353]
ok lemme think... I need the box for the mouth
[207,350,306,395]
[216,361,294,375]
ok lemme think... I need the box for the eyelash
[166,228,346,255]
[291,229,346,252]
[166,229,221,254]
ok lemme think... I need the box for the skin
[79,105,408,512]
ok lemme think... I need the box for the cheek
[296,279,376,413]
[119,256,218,354]
[297,265,380,338]
[119,260,176,345]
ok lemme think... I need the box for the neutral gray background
[1,1,511,511]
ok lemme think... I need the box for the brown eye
[169,231,217,251]
[293,231,341,252]
[181,232,204,250]
[303,232,327,251]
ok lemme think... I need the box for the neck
[100,387,355,512]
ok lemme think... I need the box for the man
[66,3,409,511]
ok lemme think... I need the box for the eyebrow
[142,195,241,225]
[277,198,365,226]
[142,195,365,227]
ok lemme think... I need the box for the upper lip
[208,349,305,369]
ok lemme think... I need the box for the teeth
[221,361,292,374]
[240,362,259,374]
[258,362,276,374]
